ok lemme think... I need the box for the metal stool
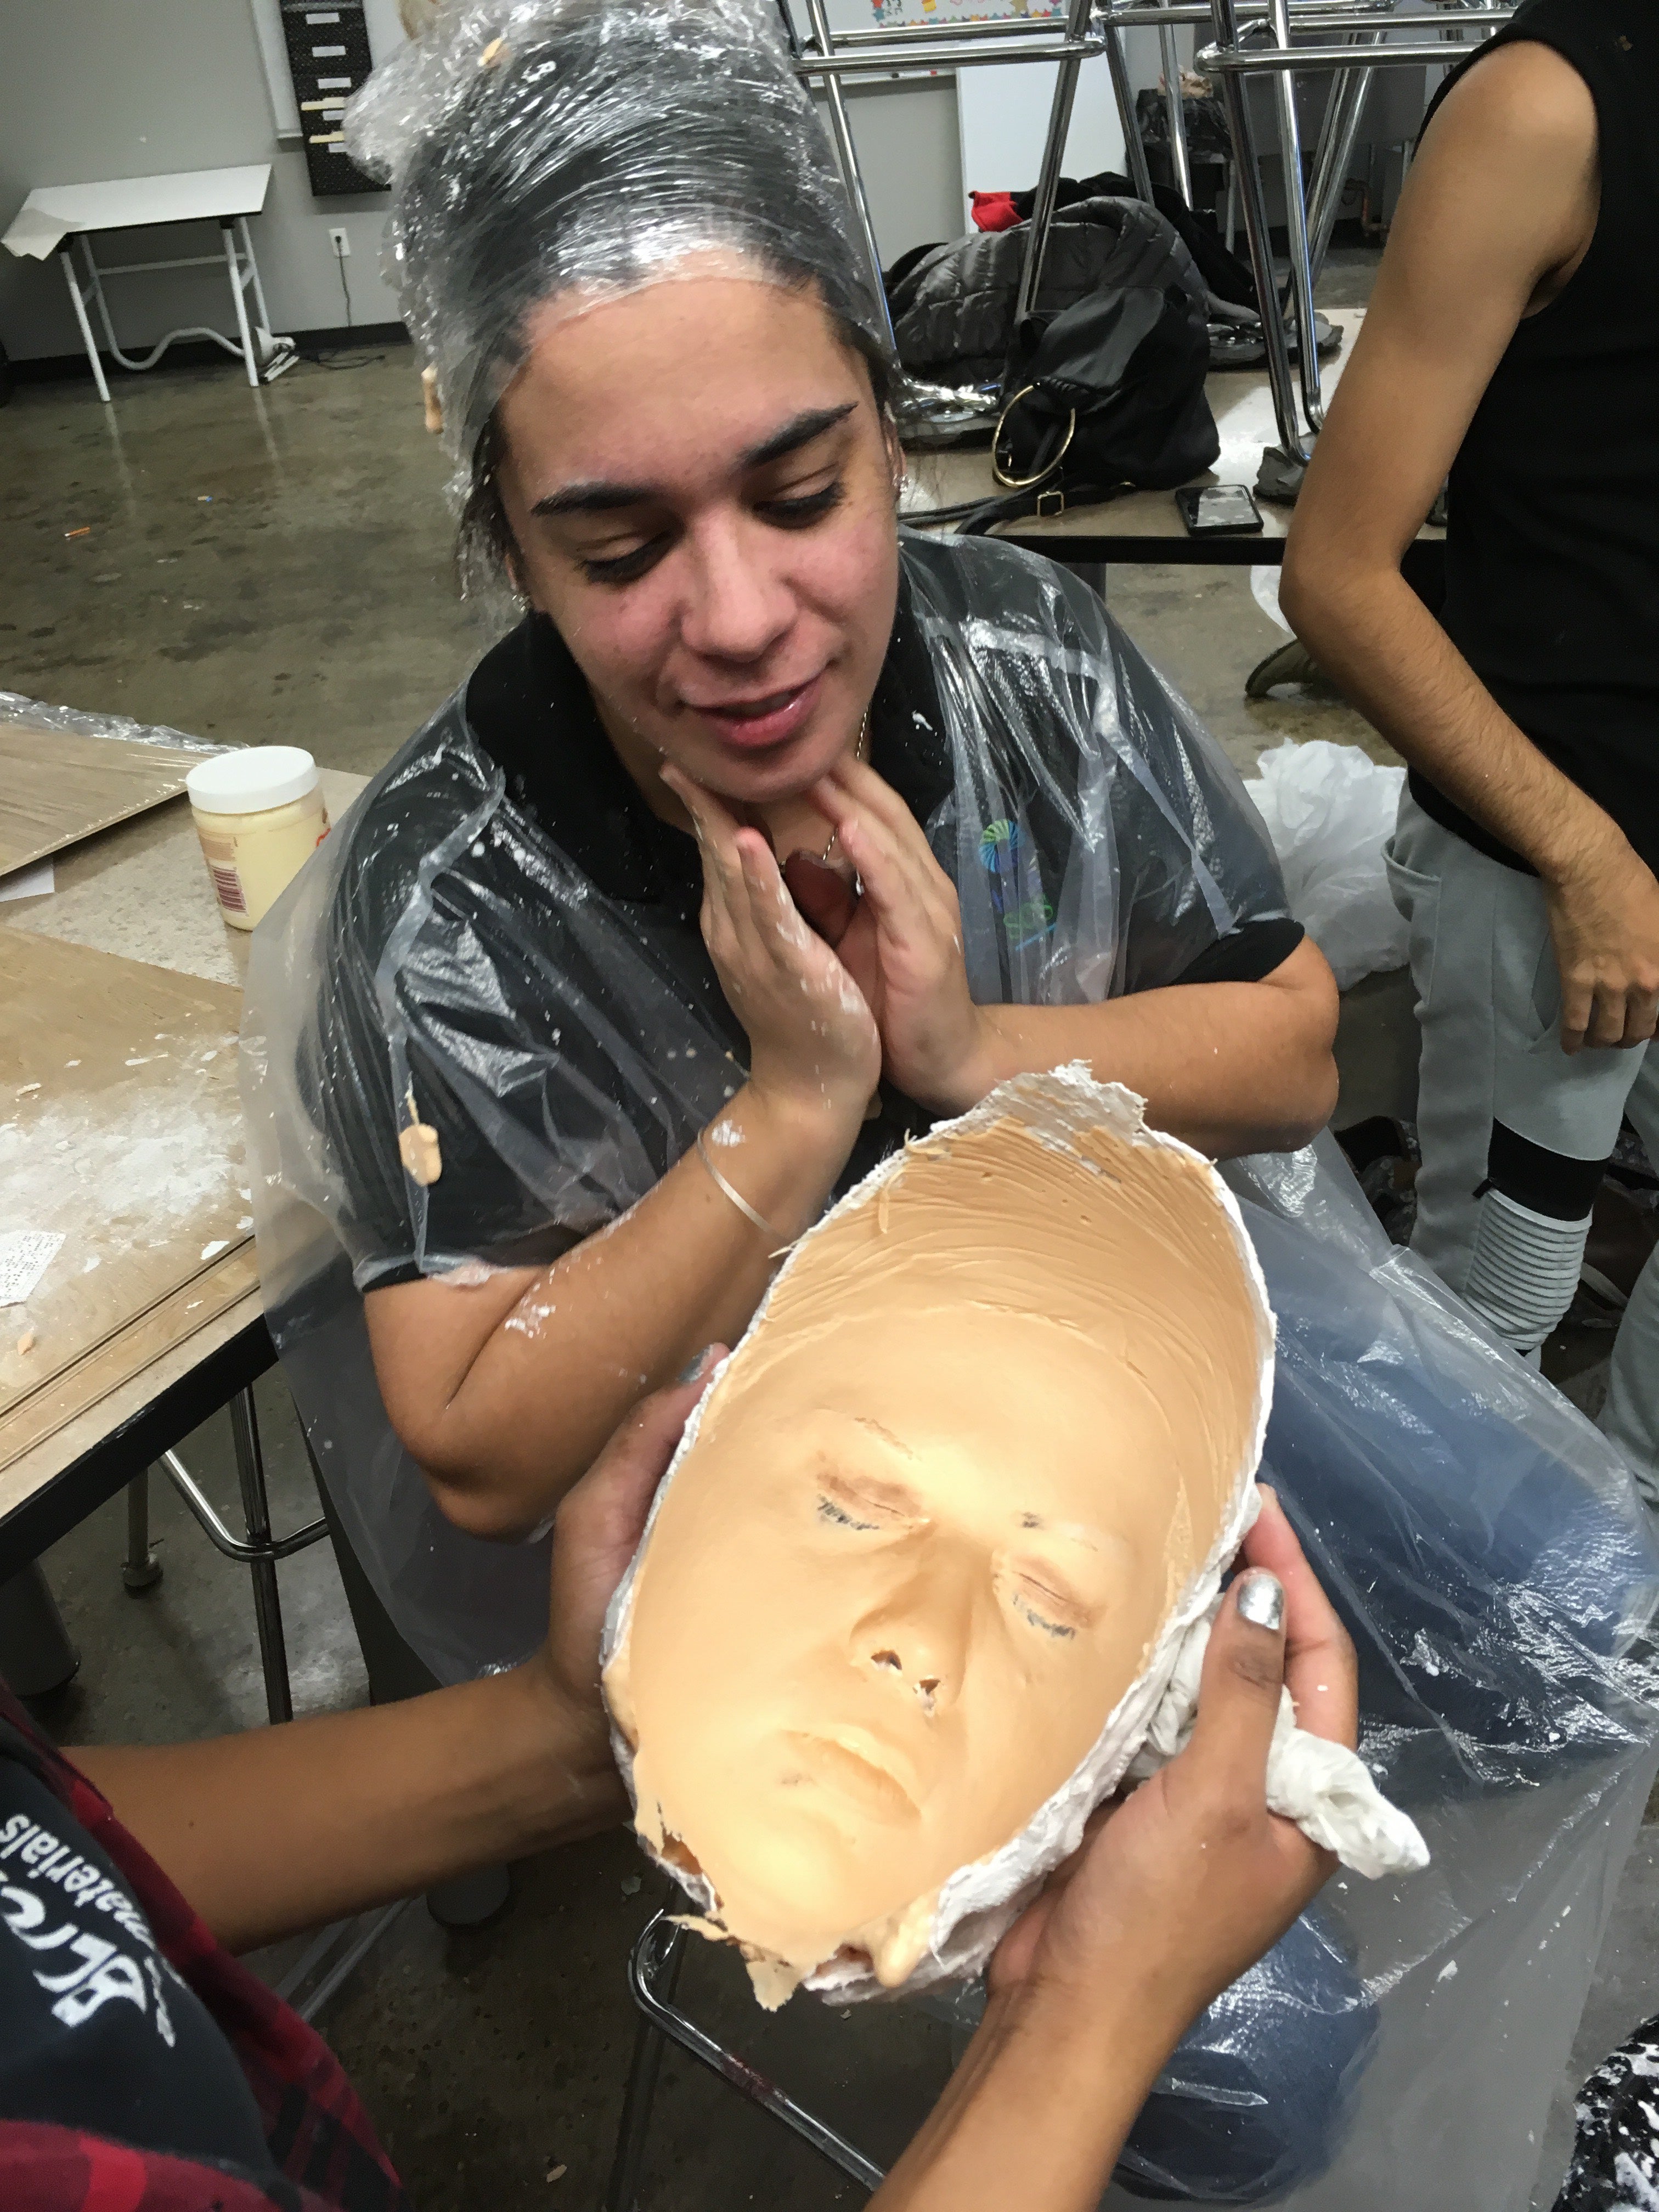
[605,1911,885,2210]
[122,1384,327,1725]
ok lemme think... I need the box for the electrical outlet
[328,227,351,258]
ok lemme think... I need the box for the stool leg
[122,1472,163,1593]
[230,1389,293,1724]
[605,1931,687,2212]
[0,1564,80,1698]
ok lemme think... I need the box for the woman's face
[494,274,901,809]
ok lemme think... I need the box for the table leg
[0,1564,80,1699]
[800,0,896,349]
[1017,0,1098,324]
[229,1389,293,1723]
[222,220,261,388]
[122,1474,163,1593]
[58,247,111,404]
[238,217,274,340]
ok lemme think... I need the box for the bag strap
[955,478,1125,537]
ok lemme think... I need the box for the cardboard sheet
[0,721,207,878]
[0,934,251,1469]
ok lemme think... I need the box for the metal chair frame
[1192,0,1511,479]
[604,1910,887,2210]
[778,0,1510,477]
[122,1384,327,1726]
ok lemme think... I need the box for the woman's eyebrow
[531,403,857,518]
[532,479,654,519]
[740,401,857,470]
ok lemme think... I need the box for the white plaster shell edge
[599,1062,1276,2004]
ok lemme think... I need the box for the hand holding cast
[989,1488,1358,2038]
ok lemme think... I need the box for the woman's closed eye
[755,477,845,530]
[575,529,674,586]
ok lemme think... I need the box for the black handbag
[894,199,1220,535]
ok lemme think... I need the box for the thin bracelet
[695,1127,778,1242]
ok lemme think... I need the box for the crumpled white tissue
[1130,1600,1430,1882]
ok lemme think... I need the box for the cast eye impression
[995,1516,1127,1644]
[814,1468,921,1534]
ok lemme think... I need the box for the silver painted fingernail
[1235,1570,1284,1633]
[676,1346,715,1384]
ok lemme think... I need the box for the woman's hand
[990,1487,1358,2036]
[799,757,994,1114]
[663,763,880,1125]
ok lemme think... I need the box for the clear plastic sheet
[344,0,888,490]
[240,530,1294,1685]
[0,690,221,756]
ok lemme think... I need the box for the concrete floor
[2,257,1652,2211]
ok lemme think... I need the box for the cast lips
[779,1729,920,1823]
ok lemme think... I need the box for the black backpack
[888,196,1219,530]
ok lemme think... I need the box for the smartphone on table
[1176,484,1264,536]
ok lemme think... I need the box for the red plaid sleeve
[0,1690,410,2212]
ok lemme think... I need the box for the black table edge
[0,1313,277,1579]
[999,532,1285,566]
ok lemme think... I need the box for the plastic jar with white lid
[186,747,331,932]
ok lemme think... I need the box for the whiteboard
[246,0,407,139]
[870,0,1060,21]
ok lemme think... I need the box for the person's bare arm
[365,1081,853,1537]
[74,1378,709,1952]
[965,939,1338,1156]
[871,1491,1358,2210]
[1281,45,1659,1053]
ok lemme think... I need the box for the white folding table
[1,165,295,403]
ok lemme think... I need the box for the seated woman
[247,0,1336,1685]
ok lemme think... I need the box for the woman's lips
[686,671,823,753]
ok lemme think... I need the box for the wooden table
[0,764,365,1716]
[902,308,1445,570]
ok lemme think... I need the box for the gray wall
[0,3,962,366]
[0,1,404,363]
[818,77,964,266]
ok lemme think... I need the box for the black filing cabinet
[281,1,382,196]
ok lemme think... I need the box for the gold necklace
[819,708,869,866]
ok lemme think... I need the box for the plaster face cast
[603,1072,1273,2005]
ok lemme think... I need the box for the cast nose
[851,1553,975,1716]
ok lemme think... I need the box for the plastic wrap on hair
[346,0,889,491]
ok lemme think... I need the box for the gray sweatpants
[1386,789,1659,1508]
